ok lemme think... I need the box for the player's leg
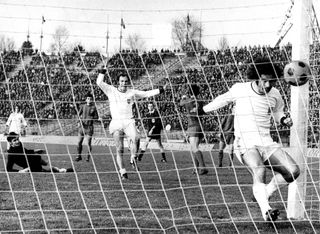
[227,135,235,168]
[138,137,151,161]
[189,136,207,175]
[264,148,300,199]
[125,122,140,170]
[86,125,94,162]
[76,129,84,161]
[156,138,166,162]
[86,135,93,162]
[242,148,275,221]
[218,139,226,167]
[229,144,234,167]
[113,130,127,179]
[188,136,199,171]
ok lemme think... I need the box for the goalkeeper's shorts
[78,125,94,136]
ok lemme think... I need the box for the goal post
[287,0,311,220]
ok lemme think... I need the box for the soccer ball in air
[283,60,311,86]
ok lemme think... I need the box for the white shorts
[233,136,281,164]
[109,119,137,140]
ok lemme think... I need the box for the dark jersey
[180,96,204,128]
[145,110,162,135]
[79,103,98,126]
[7,144,42,172]
[221,114,234,134]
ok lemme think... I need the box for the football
[283,60,311,86]
[165,124,171,131]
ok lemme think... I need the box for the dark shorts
[28,155,43,172]
[220,133,235,145]
[147,129,161,140]
[79,125,94,136]
[187,125,203,138]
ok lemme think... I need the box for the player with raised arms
[97,70,166,180]
[203,57,300,222]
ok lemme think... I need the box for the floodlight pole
[120,25,123,52]
[287,0,311,220]
[40,26,43,52]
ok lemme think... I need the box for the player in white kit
[97,70,165,180]
[5,105,28,150]
[203,58,300,222]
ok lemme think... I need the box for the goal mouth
[1,0,320,233]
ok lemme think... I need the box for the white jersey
[6,112,27,134]
[203,82,285,145]
[97,74,160,120]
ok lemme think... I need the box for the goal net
[0,0,319,233]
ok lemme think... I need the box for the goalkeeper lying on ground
[6,132,74,173]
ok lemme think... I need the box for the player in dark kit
[6,132,73,173]
[75,92,99,162]
[138,102,166,162]
[180,84,208,175]
[218,104,235,168]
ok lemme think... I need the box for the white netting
[0,1,320,233]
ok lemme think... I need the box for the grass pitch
[0,141,319,233]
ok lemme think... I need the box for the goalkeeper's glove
[19,168,30,173]
[98,66,107,74]
[280,114,293,127]
[34,149,46,154]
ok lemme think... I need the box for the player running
[97,70,166,180]
[203,57,300,222]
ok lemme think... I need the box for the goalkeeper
[6,132,73,173]
[97,70,166,180]
[203,57,300,222]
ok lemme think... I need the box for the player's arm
[96,70,113,93]
[274,96,293,127]
[203,91,233,113]
[93,107,99,120]
[133,87,164,100]
[6,154,19,172]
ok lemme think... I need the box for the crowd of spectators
[0,51,21,83]
[0,45,319,146]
